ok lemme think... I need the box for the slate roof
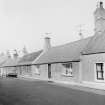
[0,56,8,67]
[1,57,19,67]
[33,37,91,65]
[82,31,105,55]
[17,50,42,66]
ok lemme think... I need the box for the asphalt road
[0,78,105,105]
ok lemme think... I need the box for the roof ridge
[17,49,43,65]
[51,36,92,49]
[22,50,42,57]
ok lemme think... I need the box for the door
[48,64,51,79]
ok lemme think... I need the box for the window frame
[62,63,73,77]
[94,62,105,82]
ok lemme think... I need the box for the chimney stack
[13,49,18,59]
[44,37,51,52]
[100,1,103,8]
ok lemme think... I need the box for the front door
[48,64,51,79]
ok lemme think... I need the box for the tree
[6,50,11,58]
[22,46,28,55]
[13,49,18,59]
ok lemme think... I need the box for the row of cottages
[0,1,105,87]
[0,50,43,77]
[17,50,42,77]
[0,53,19,77]
[0,55,9,76]
[32,36,90,82]
[31,2,105,84]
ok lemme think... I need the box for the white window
[96,63,104,80]
[35,65,40,75]
[62,63,73,77]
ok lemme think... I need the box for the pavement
[19,75,105,94]
[20,77,105,96]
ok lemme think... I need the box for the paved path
[0,78,105,105]
[53,82,105,95]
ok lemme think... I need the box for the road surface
[0,78,104,105]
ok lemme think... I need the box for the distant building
[0,55,8,76]
[0,51,19,77]
[22,46,28,55]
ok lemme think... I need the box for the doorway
[48,64,51,79]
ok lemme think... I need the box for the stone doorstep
[18,76,105,95]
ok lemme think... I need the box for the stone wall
[32,62,80,83]
[82,53,105,82]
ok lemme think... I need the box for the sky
[0,0,101,54]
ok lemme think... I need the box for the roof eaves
[34,60,80,65]
[82,51,105,55]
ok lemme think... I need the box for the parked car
[6,73,18,78]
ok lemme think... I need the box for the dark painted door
[48,64,51,79]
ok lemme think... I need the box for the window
[96,63,104,80]
[62,63,72,77]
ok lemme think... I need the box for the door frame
[48,64,51,79]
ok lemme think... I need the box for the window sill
[35,73,40,75]
[95,79,105,83]
[62,74,73,77]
